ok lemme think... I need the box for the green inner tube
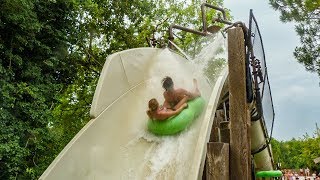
[147,97,205,135]
[256,170,282,178]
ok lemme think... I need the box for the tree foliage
[0,0,78,179]
[271,124,320,171]
[269,0,320,76]
[51,0,226,156]
[1,0,227,179]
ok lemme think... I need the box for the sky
[224,0,320,141]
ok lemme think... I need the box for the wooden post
[206,142,229,180]
[209,110,224,142]
[220,121,230,143]
[228,27,251,180]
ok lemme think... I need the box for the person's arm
[173,95,188,110]
[155,103,187,120]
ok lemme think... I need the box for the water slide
[40,39,274,179]
[40,47,229,180]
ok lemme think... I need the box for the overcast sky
[224,0,320,141]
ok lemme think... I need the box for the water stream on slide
[123,33,227,179]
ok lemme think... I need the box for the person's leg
[193,78,201,96]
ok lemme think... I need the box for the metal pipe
[201,3,230,32]
[201,4,207,33]
[223,21,247,32]
[169,3,230,48]
[169,24,208,38]
[170,3,229,40]
[168,24,208,48]
[201,3,227,20]
[215,18,232,25]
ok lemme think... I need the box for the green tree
[0,0,78,179]
[1,0,228,178]
[271,124,320,171]
[51,0,227,151]
[269,0,320,76]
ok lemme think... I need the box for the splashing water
[192,33,227,70]
[39,32,228,180]
[122,33,228,179]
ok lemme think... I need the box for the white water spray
[124,33,228,179]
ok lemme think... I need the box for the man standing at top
[162,76,201,111]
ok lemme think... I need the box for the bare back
[163,89,185,106]
[163,78,200,110]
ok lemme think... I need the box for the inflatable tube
[256,170,282,178]
[147,97,205,135]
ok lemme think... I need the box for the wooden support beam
[220,121,230,143]
[209,110,225,142]
[227,27,251,180]
[206,142,229,180]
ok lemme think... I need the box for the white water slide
[40,46,273,179]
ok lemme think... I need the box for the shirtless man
[162,76,201,110]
